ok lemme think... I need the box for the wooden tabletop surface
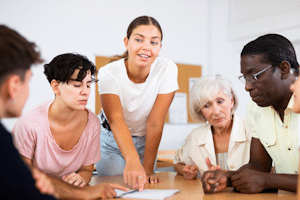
[89,172,297,200]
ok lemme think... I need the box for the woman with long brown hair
[95,16,178,191]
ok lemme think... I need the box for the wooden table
[89,172,297,200]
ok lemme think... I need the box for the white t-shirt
[98,57,179,137]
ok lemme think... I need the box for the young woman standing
[96,16,178,191]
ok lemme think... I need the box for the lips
[213,118,225,123]
[251,95,262,102]
[250,92,261,101]
[79,100,87,104]
[138,54,150,58]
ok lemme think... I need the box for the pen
[117,189,139,198]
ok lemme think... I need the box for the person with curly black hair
[13,53,101,187]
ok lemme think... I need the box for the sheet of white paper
[168,92,187,124]
[115,189,180,199]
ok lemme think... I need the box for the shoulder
[246,99,268,113]
[86,108,100,127]
[99,59,125,74]
[232,115,251,138]
[13,101,51,135]
[246,99,274,122]
[18,101,51,124]
[233,115,246,126]
[153,57,177,69]
[150,57,178,79]
[98,59,126,83]
[186,123,211,141]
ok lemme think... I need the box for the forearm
[264,173,297,192]
[110,120,140,163]
[174,163,185,176]
[225,163,252,187]
[48,175,88,199]
[77,167,93,184]
[143,92,175,173]
[143,125,163,173]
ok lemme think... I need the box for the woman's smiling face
[124,25,162,69]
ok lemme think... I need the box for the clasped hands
[201,167,268,194]
[183,157,267,194]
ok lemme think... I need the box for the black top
[0,123,56,199]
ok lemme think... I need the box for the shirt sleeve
[97,68,119,95]
[246,100,259,139]
[83,113,101,166]
[173,134,194,165]
[158,60,179,94]
[11,117,36,159]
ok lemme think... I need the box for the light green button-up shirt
[246,97,299,174]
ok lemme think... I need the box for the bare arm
[62,164,94,187]
[174,163,198,180]
[202,137,295,193]
[48,175,128,199]
[100,94,146,190]
[76,164,94,184]
[174,163,185,175]
[143,92,175,177]
[21,156,129,199]
[21,155,33,167]
[225,137,273,186]
[230,138,297,193]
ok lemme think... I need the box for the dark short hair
[44,53,97,84]
[241,34,299,69]
[0,25,43,84]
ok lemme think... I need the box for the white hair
[189,74,238,123]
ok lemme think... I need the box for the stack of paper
[115,189,180,199]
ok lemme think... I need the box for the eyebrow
[68,78,93,83]
[134,33,160,40]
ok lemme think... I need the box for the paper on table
[115,189,180,199]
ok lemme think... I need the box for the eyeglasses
[291,67,300,80]
[238,65,273,84]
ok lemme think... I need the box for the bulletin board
[95,56,111,115]
[94,56,202,123]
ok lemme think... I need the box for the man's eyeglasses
[238,65,273,84]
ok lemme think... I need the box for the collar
[196,123,213,146]
[287,94,294,111]
[196,115,246,146]
[270,94,294,114]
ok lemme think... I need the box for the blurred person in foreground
[0,24,128,199]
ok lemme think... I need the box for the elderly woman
[173,74,251,179]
